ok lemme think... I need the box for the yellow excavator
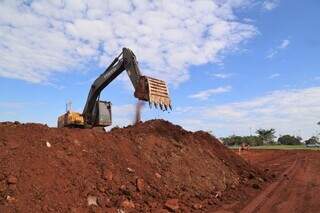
[57,47,171,128]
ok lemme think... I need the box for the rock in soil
[87,195,98,206]
[165,199,179,211]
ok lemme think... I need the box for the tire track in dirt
[240,154,302,213]
[239,151,320,213]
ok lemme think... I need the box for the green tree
[221,135,244,146]
[305,136,319,145]
[278,135,302,145]
[256,128,276,145]
[222,135,263,146]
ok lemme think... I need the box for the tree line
[221,128,319,146]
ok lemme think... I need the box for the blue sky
[1,0,320,139]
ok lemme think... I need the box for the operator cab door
[93,101,112,127]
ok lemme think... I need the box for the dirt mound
[0,120,264,212]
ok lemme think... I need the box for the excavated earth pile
[0,120,265,212]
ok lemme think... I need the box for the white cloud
[189,86,232,100]
[279,39,290,49]
[268,73,280,79]
[267,39,290,59]
[176,87,320,139]
[262,0,279,11]
[211,72,233,79]
[0,0,257,85]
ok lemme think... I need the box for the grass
[228,144,320,151]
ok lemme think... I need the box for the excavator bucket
[135,76,172,111]
[145,76,172,110]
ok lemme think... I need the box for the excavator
[57,47,171,128]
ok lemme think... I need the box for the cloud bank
[176,87,320,139]
[0,0,256,85]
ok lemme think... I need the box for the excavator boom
[122,48,171,110]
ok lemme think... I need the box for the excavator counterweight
[57,47,171,128]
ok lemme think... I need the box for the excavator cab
[92,101,112,126]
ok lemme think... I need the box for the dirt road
[238,150,320,213]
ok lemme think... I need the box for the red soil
[0,120,265,212]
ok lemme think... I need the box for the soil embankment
[0,120,264,212]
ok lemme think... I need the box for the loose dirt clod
[165,199,179,211]
[127,167,135,173]
[6,195,16,203]
[121,199,135,209]
[193,203,203,209]
[155,172,162,179]
[0,120,264,212]
[136,178,145,192]
[102,170,113,181]
[7,176,17,184]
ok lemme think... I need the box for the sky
[0,0,320,139]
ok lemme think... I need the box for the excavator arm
[82,47,171,126]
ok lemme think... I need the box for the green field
[228,144,320,151]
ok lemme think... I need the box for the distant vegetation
[222,135,263,146]
[305,136,319,145]
[221,128,319,147]
[256,128,276,145]
[278,135,302,145]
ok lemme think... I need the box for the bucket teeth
[145,76,172,111]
